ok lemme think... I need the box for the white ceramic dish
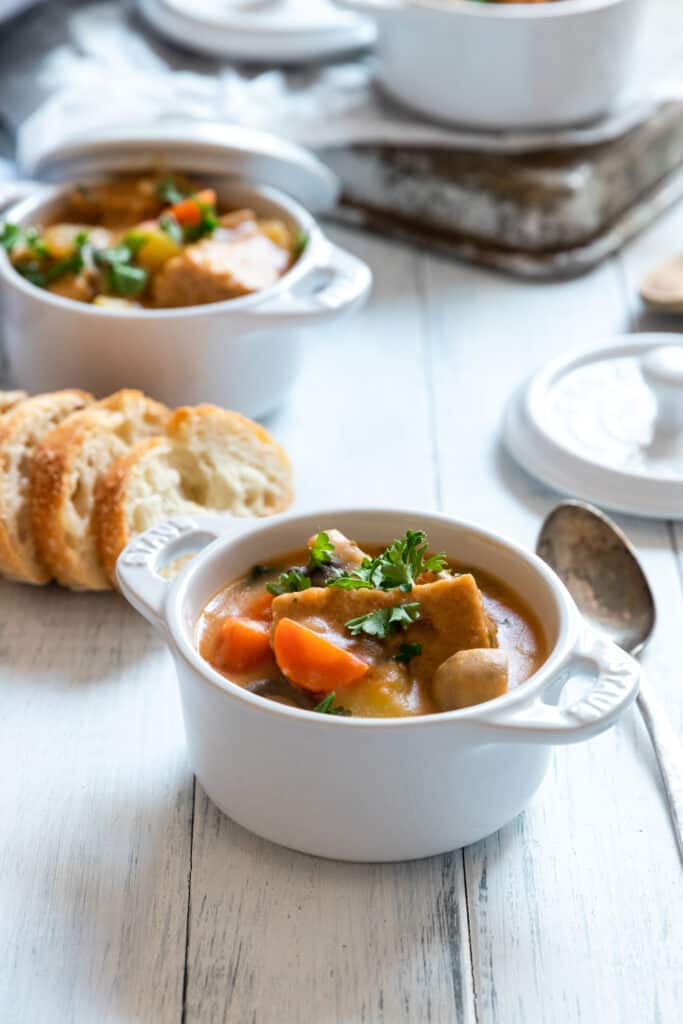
[0,125,371,417]
[337,0,645,130]
[117,507,640,862]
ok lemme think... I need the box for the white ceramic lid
[504,334,683,519]
[138,0,375,64]
[22,121,339,214]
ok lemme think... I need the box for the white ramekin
[117,507,640,862]
[338,0,645,130]
[0,179,371,418]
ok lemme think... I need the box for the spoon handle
[637,672,683,864]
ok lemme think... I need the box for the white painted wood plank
[0,586,192,1024]
[421,251,683,1023]
[184,225,475,1024]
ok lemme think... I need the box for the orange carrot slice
[214,617,271,672]
[273,618,368,693]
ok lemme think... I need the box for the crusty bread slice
[31,390,170,591]
[0,390,92,584]
[0,391,28,415]
[96,404,293,584]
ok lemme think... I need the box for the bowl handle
[247,243,372,325]
[471,627,640,745]
[116,515,248,633]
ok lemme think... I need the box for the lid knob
[641,346,683,435]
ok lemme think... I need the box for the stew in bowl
[197,527,547,718]
[1,173,302,309]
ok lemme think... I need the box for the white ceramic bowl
[0,179,371,418]
[117,507,640,862]
[338,0,645,129]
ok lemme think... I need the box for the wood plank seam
[415,247,478,1024]
[181,776,197,1024]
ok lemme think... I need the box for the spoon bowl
[536,501,655,656]
[537,500,683,863]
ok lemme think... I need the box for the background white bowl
[0,178,371,417]
[339,0,646,130]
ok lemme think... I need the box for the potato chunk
[433,649,508,711]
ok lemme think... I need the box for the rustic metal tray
[324,101,683,279]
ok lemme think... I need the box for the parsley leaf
[183,202,218,243]
[122,230,149,256]
[266,569,311,596]
[395,642,422,664]
[313,692,351,716]
[308,531,334,570]
[107,262,148,297]
[293,230,309,258]
[328,530,447,593]
[156,177,187,206]
[159,212,183,245]
[345,601,421,639]
[1,222,21,252]
[24,226,49,258]
[94,244,133,268]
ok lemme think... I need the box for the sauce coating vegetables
[1,174,302,309]
[196,529,547,718]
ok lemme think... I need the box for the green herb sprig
[345,601,421,640]
[266,569,312,596]
[313,692,351,716]
[394,642,422,664]
[328,530,446,593]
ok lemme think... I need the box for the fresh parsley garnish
[24,226,49,258]
[266,569,312,596]
[345,601,421,640]
[293,230,309,258]
[159,212,183,245]
[17,230,91,287]
[122,230,149,256]
[183,202,218,243]
[95,244,133,268]
[94,243,148,297]
[395,642,422,664]
[308,531,334,570]
[0,222,20,252]
[313,692,351,716]
[328,530,446,593]
[156,177,187,206]
[107,262,148,297]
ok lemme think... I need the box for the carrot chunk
[273,618,368,693]
[214,617,271,672]
[170,189,217,227]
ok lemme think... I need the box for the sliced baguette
[0,390,92,584]
[0,391,28,415]
[31,390,170,591]
[96,404,294,584]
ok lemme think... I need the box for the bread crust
[0,390,92,584]
[31,391,169,590]
[0,391,28,415]
[95,437,168,586]
[96,406,293,585]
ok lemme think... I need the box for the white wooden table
[2,207,683,1023]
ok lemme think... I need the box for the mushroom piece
[432,648,509,712]
[640,255,683,314]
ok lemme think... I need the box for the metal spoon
[537,500,683,862]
